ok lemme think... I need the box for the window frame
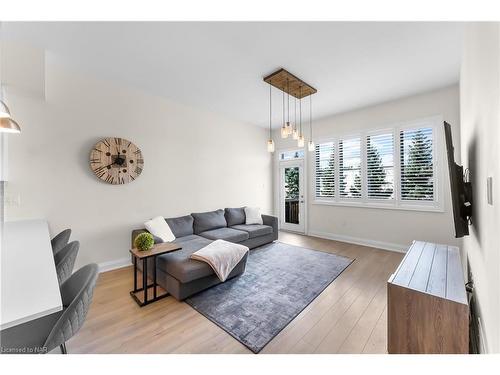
[279,149,305,161]
[312,116,444,213]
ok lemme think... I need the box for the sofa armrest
[262,214,278,236]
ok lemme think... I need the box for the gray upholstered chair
[55,241,79,285]
[0,263,99,354]
[51,229,72,255]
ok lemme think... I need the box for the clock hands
[114,156,126,166]
[93,162,115,174]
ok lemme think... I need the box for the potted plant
[134,232,155,251]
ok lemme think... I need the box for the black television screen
[443,121,472,238]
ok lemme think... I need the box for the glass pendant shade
[267,139,275,153]
[292,128,299,140]
[297,135,305,148]
[0,101,11,119]
[308,140,315,152]
[0,118,21,133]
[281,126,288,138]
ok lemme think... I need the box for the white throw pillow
[144,216,175,242]
[244,206,263,225]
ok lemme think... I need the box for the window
[367,132,394,200]
[315,141,335,199]
[313,117,441,211]
[339,137,361,198]
[280,149,304,161]
[399,127,434,201]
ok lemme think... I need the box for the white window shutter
[315,142,335,199]
[366,133,394,200]
[339,137,361,198]
[399,127,434,201]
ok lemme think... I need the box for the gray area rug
[185,241,353,353]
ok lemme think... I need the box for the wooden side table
[129,242,182,307]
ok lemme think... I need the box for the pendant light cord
[294,96,297,131]
[309,94,312,139]
[299,86,302,135]
[287,79,290,123]
[282,86,285,127]
[269,82,272,139]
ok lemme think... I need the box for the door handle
[300,200,304,203]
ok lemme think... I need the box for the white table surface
[1,219,63,330]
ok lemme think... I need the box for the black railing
[285,198,299,224]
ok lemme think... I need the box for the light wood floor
[67,232,404,354]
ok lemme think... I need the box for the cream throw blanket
[190,239,249,282]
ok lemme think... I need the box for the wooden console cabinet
[387,241,469,354]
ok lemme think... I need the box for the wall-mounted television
[443,121,472,238]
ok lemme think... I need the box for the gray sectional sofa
[131,207,278,300]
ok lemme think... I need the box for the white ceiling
[2,22,464,127]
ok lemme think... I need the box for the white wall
[4,57,272,269]
[274,85,461,251]
[460,23,500,353]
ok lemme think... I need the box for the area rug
[185,241,353,353]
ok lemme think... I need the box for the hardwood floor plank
[336,284,388,353]
[306,253,398,353]
[362,306,388,354]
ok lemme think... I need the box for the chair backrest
[43,263,99,352]
[51,229,72,255]
[55,241,80,285]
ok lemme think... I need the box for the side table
[129,242,182,307]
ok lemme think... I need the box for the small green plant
[134,232,154,251]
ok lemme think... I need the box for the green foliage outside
[319,149,335,197]
[366,137,393,198]
[401,129,433,200]
[285,167,300,199]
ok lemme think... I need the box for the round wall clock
[90,137,144,184]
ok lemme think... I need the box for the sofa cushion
[157,235,214,283]
[172,234,204,244]
[192,209,227,234]
[230,224,273,239]
[199,227,249,242]
[166,215,194,237]
[224,207,246,226]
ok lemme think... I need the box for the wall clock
[90,137,144,184]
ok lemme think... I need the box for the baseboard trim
[98,257,132,273]
[307,230,408,253]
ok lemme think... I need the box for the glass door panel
[280,161,305,233]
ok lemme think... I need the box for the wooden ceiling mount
[263,68,317,99]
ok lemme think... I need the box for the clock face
[90,137,144,184]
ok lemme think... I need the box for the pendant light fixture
[0,100,21,134]
[0,100,11,118]
[267,83,275,153]
[280,88,287,139]
[263,68,317,148]
[297,86,305,148]
[292,97,299,140]
[308,94,314,152]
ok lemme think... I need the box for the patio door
[279,160,305,233]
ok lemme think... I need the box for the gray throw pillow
[191,209,227,234]
[166,215,194,237]
[224,207,246,226]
